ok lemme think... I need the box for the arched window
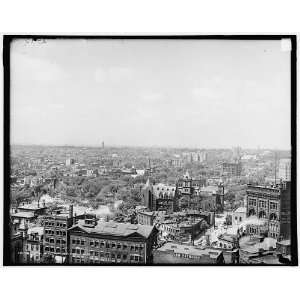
[248,208,256,216]
[270,213,278,221]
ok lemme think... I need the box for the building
[68,220,158,264]
[159,217,207,243]
[137,211,156,226]
[177,171,206,197]
[246,181,291,239]
[278,158,291,182]
[66,158,75,166]
[232,206,247,225]
[24,226,44,263]
[42,205,89,263]
[141,179,178,213]
[11,203,47,232]
[168,158,184,168]
[153,242,225,264]
[222,161,242,177]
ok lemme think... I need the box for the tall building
[102,141,105,149]
[278,158,291,182]
[68,220,158,264]
[246,181,291,240]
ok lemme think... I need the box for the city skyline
[11,39,291,149]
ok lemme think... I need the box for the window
[76,249,81,254]
[123,254,127,260]
[248,198,257,206]
[95,241,99,247]
[117,244,121,249]
[72,249,76,253]
[81,249,84,254]
[111,254,115,259]
[270,202,278,210]
[123,244,127,250]
[90,240,94,246]
[76,240,80,245]
[94,251,98,256]
[81,240,85,246]
[112,243,116,248]
[90,250,94,256]
[100,242,105,248]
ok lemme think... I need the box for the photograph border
[3,34,297,266]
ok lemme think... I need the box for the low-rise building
[68,220,158,264]
[153,242,225,264]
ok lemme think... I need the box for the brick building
[246,182,291,239]
[68,220,158,264]
[42,206,90,263]
[24,226,44,263]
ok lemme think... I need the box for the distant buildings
[222,161,242,177]
[68,220,158,264]
[246,181,291,239]
[278,158,291,182]
[66,158,75,166]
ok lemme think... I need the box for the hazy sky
[10,38,291,149]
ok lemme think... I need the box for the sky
[10,38,291,149]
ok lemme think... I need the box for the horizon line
[10,143,291,151]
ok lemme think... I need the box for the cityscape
[6,38,293,265]
[9,145,292,265]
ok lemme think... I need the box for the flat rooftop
[70,220,155,239]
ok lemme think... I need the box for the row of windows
[71,253,143,263]
[27,244,39,251]
[45,238,66,244]
[45,229,66,236]
[71,239,144,251]
[44,221,67,228]
[44,246,66,253]
[248,199,279,210]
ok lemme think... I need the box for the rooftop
[69,220,156,239]
[11,211,35,219]
[157,242,222,258]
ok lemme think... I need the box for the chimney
[69,205,73,220]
